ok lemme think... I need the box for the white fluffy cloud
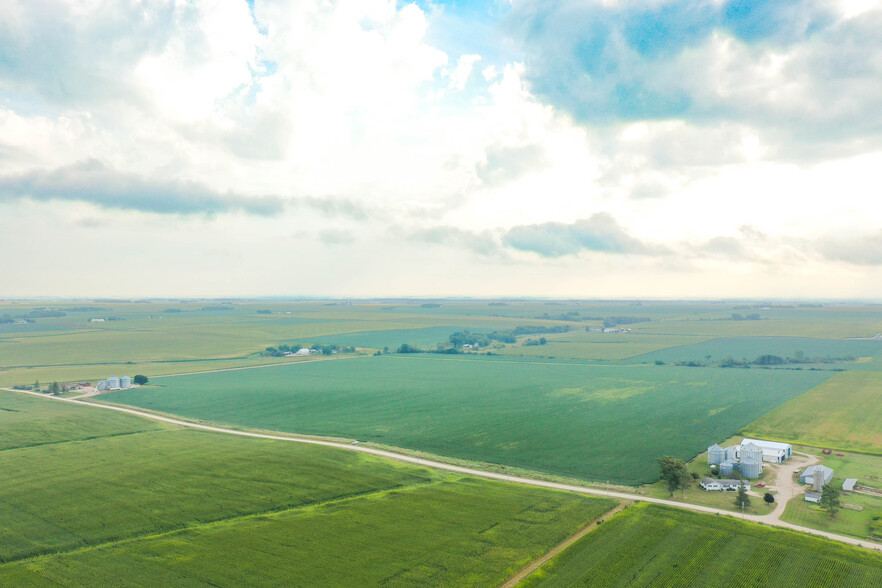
[0,0,880,298]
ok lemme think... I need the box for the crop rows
[521,504,882,587]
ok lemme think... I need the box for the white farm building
[739,438,792,463]
[700,478,750,492]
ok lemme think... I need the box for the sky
[1,0,881,299]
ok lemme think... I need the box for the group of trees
[33,381,67,395]
[446,326,569,349]
[261,343,355,357]
[657,457,692,497]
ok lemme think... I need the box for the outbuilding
[805,492,822,503]
[740,438,792,463]
[843,479,858,492]
[799,465,834,486]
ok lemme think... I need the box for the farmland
[101,354,832,484]
[520,503,882,587]
[0,390,616,584]
[742,371,882,454]
[632,336,882,367]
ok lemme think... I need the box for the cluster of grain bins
[96,375,132,391]
[707,440,783,480]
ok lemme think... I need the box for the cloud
[503,213,659,257]
[407,225,500,256]
[318,228,356,246]
[477,143,549,186]
[0,159,369,219]
[812,232,882,266]
[508,0,882,159]
[448,54,482,90]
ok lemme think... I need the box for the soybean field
[102,354,833,484]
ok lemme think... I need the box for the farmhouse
[700,478,750,492]
[295,348,311,356]
[739,438,792,463]
[799,465,834,486]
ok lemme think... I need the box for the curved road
[6,388,882,555]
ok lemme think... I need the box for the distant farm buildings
[96,376,133,391]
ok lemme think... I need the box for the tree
[734,483,751,510]
[820,484,841,517]
[48,381,61,395]
[656,456,691,497]
[133,375,148,385]
[764,492,775,504]
[33,380,40,393]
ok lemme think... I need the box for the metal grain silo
[725,446,739,461]
[707,444,725,465]
[741,443,763,464]
[740,457,762,479]
[120,376,131,389]
[720,460,736,476]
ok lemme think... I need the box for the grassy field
[742,371,882,454]
[101,354,832,484]
[782,491,882,543]
[0,390,616,585]
[520,503,882,587]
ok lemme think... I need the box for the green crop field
[743,371,882,454]
[0,390,616,585]
[101,355,832,484]
[631,336,882,367]
[495,331,711,361]
[0,391,162,451]
[520,503,882,587]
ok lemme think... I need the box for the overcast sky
[1,0,880,299]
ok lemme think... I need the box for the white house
[701,478,750,492]
[295,348,311,356]
[740,438,792,463]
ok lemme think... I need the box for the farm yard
[519,503,882,587]
[0,390,616,585]
[101,354,832,484]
